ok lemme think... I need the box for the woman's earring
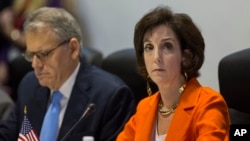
[184,72,188,81]
[147,76,152,96]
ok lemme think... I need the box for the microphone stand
[60,103,96,141]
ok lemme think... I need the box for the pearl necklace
[158,83,186,116]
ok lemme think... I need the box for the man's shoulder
[21,71,38,84]
[80,65,126,87]
[18,71,41,94]
[77,64,134,102]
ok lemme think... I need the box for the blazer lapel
[57,88,89,139]
[26,87,50,134]
[137,94,159,140]
[57,62,90,140]
[166,78,201,141]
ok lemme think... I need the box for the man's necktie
[40,91,63,141]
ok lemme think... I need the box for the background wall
[75,0,250,91]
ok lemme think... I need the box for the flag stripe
[18,115,39,141]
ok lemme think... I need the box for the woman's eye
[163,42,173,49]
[144,44,153,52]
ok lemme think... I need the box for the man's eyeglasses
[23,39,70,62]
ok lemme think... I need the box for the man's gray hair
[24,7,83,46]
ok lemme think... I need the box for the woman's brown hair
[134,6,205,80]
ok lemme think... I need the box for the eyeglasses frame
[23,39,71,62]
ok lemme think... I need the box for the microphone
[60,103,96,141]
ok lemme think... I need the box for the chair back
[102,48,157,105]
[218,48,250,124]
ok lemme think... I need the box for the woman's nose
[153,48,161,63]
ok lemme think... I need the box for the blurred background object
[0,88,14,120]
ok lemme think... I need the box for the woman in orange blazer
[117,6,230,141]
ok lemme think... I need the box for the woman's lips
[153,68,165,72]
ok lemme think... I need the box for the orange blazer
[117,78,230,141]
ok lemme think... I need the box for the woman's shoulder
[188,78,224,100]
[199,86,224,100]
[186,78,227,106]
[194,85,228,111]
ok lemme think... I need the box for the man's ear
[68,38,80,60]
[182,49,193,68]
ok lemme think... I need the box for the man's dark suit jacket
[0,60,135,141]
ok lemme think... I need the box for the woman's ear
[182,49,193,68]
[68,38,80,60]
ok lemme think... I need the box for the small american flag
[18,106,39,141]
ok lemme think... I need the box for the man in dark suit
[0,7,135,141]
